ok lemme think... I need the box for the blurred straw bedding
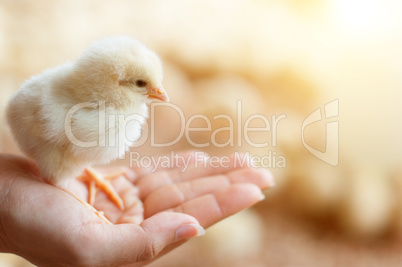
[1,0,402,266]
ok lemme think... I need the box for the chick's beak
[146,87,169,102]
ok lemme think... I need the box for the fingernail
[259,193,266,201]
[175,223,205,241]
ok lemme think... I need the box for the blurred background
[1,0,402,266]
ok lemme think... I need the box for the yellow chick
[6,36,168,221]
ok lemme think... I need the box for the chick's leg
[54,184,112,224]
[72,193,112,224]
[82,167,125,210]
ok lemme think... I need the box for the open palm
[0,151,273,266]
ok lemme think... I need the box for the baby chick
[6,36,168,221]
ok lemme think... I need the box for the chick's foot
[55,185,112,224]
[80,167,125,210]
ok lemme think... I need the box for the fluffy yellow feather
[6,36,168,192]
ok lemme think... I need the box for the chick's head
[66,36,168,109]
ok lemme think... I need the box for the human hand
[0,151,274,266]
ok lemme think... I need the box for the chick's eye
[135,80,147,87]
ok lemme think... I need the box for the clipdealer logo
[63,99,339,169]
[301,99,339,166]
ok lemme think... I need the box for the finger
[137,153,250,199]
[80,212,205,266]
[135,185,263,262]
[144,168,274,218]
[171,183,264,227]
[93,175,144,224]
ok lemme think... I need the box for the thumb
[139,212,205,258]
[90,212,205,266]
